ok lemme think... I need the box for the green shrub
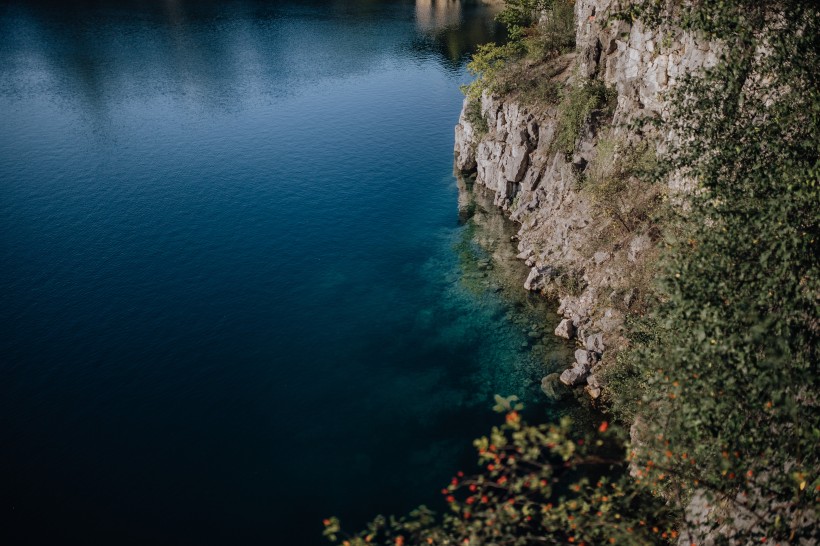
[553,80,616,155]
[522,0,576,61]
[464,99,489,138]
[613,0,820,541]
[554,266,586,296]
[496,0,557,35]
[461,0,575,106]
[460,41,521,101]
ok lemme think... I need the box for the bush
[461,0,575,106]
[553,80,615,155]
[464,99,489,138]
[522,0,576,61]
[460,41,521,102]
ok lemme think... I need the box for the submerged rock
[541,373,563,400]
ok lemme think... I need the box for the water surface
[0,1,571,544]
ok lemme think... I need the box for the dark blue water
[0,1,571,544]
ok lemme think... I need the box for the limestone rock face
[453,0,721,398]
[454,97,477,172]
[524,266,554,292]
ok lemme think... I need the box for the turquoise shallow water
[0,1,571,544]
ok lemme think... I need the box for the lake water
[0,1,572,543]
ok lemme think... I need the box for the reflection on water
[416,0,464,30]
[0,0,503,116]
[414,0,505,66]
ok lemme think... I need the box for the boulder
[575,348,600,368]
[585,333,606,353]
[554,318,575,339]
[559,363,589,386]
[587,374,601,389]
[594,251,611,264]
[585,386,602,399]
[541,373,562,400]
[524,266,554,292]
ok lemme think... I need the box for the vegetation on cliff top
[461,0,575,105]
[324,0,819,543]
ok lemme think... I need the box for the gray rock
[559,363,589,386]
[587,374,601,389]
[574,348,591,367]
[585,386,602,399]
[554,318,575,339]
[594,251,611,264]
[524,266,554,292]
[585,333,606,353]
[541,373,562,400]
[623,288,638,309]
[628,234,652,263]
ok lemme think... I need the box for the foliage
[324,404,680,546]
[461,0,575,106]
[554,266,586,297]
[461,41,521,102]
[496,0,557,40]
[553,81,615,155]
[521,0,576,61]
[600,314,663,424]
[464,99,489,139]
[611,0,820,541]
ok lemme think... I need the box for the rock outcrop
[454,0,720,398]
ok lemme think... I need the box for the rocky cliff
[454,0,719,399]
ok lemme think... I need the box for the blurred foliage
[324,410,679,546]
